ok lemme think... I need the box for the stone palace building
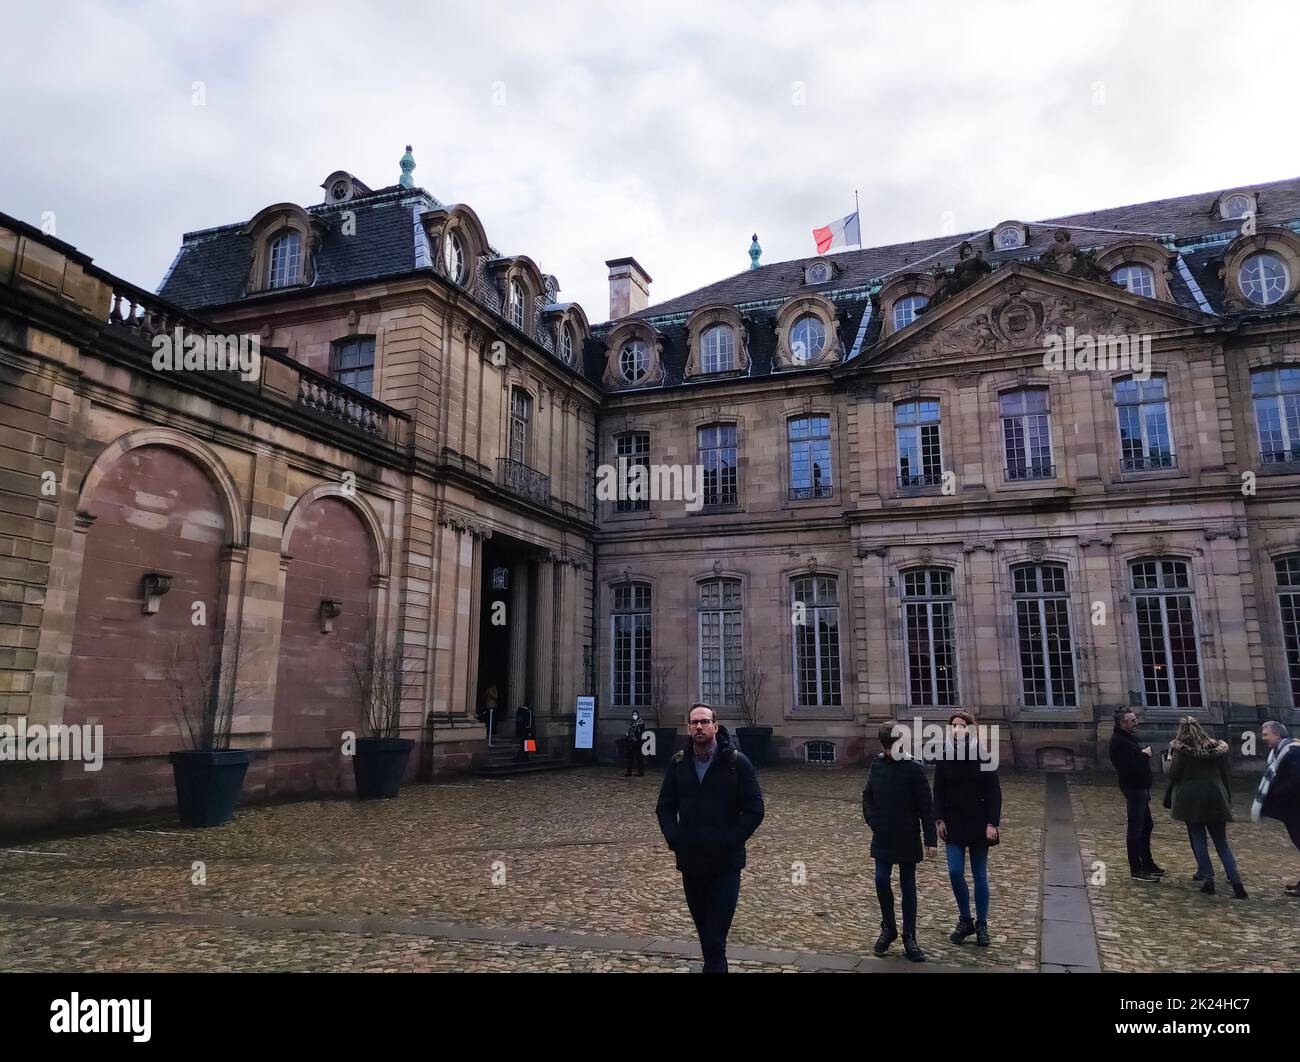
[4,153,1300,828]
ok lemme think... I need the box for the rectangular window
[792,575,841,707]
[895,400,943,487]
[1012,563,1077,707]
[789,415,833,499]
[615,433,650,513]
[1131,559,1203,709]
[902,569,959,706]
[1253,367,1300,465]
[612,583,651,708]
[1276,556,1300,707]
[699,579,743,705]
[509,389,531,465]
[1116,376,1174,471]
[1001,389,1054,480]
[699,423,738,506]
[332,337,376,396]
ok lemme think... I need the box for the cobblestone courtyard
[1,767,1296,973]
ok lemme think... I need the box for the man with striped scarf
[1252,721,1300,896]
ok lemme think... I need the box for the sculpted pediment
[872,263,1208,367]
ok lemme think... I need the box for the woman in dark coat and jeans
[933,710,1002,946]
[862,719,938,962]
[1169,716,1247,898]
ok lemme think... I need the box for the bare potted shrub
[646,661,680,767]
[345,635,419,799]
[164,632,256,828]
[735,658,772,767]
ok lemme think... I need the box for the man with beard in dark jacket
[1110,708,1163,881]
[656,703,764,973]
[863,719,937,962]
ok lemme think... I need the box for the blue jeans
[1187,822,1241,886]
[874,860,917,936]
[682,871,742,973]
[946,843,989,922]
[1122,786,1154,874]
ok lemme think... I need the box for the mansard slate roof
[580,174,1300,394]
[159,174,1300,396]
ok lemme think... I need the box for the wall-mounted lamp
[320,598,342,634]
[142,573,172,615]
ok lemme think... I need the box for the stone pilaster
[534,552,555,715]
[508,559,530,711]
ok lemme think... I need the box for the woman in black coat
[933,711,1002,947]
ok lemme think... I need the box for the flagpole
[854,189,861,248]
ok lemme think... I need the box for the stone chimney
[605,257,652,319]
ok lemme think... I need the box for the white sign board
[574,696,595,749]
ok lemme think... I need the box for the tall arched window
[1275,555,1300,707]
[792,574,841,707]
[612,583,651,708]
[509,387,531,466]
[1012,563,1077,707]
[267,231,302,289]
[902,568,959,706]
[1130,558,1203,709]
[698,578,743,706]
[701,324,735,373]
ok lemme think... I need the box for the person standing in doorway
[625,710,646,777]
[655,703,764,973]
[478,683,499,741]
[1168,716,1247,898]
[863,719,937,962]
[1252,721,1300,895]
[933,710,1001,947]
[514,703,533,762]
[1110,708,1163,882]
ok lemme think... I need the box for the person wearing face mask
[624,710,646,777]
[932,710,1001,947]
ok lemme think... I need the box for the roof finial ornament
[749,233,762,270]
[399,145,416,189]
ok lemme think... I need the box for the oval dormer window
[996,226,1023,249]
[790,314,826,363]
[444,232,465,284]
[1223,193,1253,220]
[620,340,648,382]
[559,325,574,365]
[1239,252,1289,306]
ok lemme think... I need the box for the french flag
[812,211,861,254]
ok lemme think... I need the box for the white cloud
[3,0,1299,321]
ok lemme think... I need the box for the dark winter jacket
[1109,727,1153,792]
[862,754,937,864]
[1259,740,1300,822]
[514,705,533,739]
[1169,740,1233,824]
[933,740,1002,848]
[656,733,764,876]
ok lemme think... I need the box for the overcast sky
[4,0,1300,322]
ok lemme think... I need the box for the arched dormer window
[508,279,525,328]
[421,204,490,290]
[443,231,465,284]
[1220,227,1300,310]
[773,294,840,370]
[543,302,591,371]
[1094,240,1173,302]
[559,324,574,364]
[877,273,939,338]
[684,305,748,378]
[242,203,318,295]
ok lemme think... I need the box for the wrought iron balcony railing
[789,482,834,500]
[498,457,551,505]
[1006,462,1056,482]
[1121,453,1176,472]
[897,471,944,488]
[1262,449,1300,467]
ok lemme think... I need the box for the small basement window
[805,740,836,765]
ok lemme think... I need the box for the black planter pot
[651,726,680,767]
[736,726,774,767]
[353,737,415,799]
[169,749,252,828]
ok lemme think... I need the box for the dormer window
[1111,264,1156,297]
[443,232,465,284]
[620,340,648,383]
[1222,193,1254,220]
[804,259,834,285]
[893,294,928,330]
[1239,252,1289,306]
[508,279,526,328]
[701,324,735,373]
[790,314,826,363]
[995,224,1025,250]
[559,325,574,365]
[267,231,302,289]
[328,179,351,202]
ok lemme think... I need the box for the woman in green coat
[1168,717,1247,898]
